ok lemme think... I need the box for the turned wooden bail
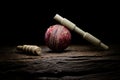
[17,45,42,55]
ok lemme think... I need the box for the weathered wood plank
[0,45,120,80]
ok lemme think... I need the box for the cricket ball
[45,24,71,52]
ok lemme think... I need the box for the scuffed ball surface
[45,24,71,51]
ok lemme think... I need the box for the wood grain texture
[0,44,120,80]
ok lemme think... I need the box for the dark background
[0,1,119,46]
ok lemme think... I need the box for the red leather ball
[45,24,71,51]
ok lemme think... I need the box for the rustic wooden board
[0,44,120,80]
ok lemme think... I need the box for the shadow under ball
[45,24,71,52]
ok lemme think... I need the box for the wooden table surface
[0,44,120,80]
